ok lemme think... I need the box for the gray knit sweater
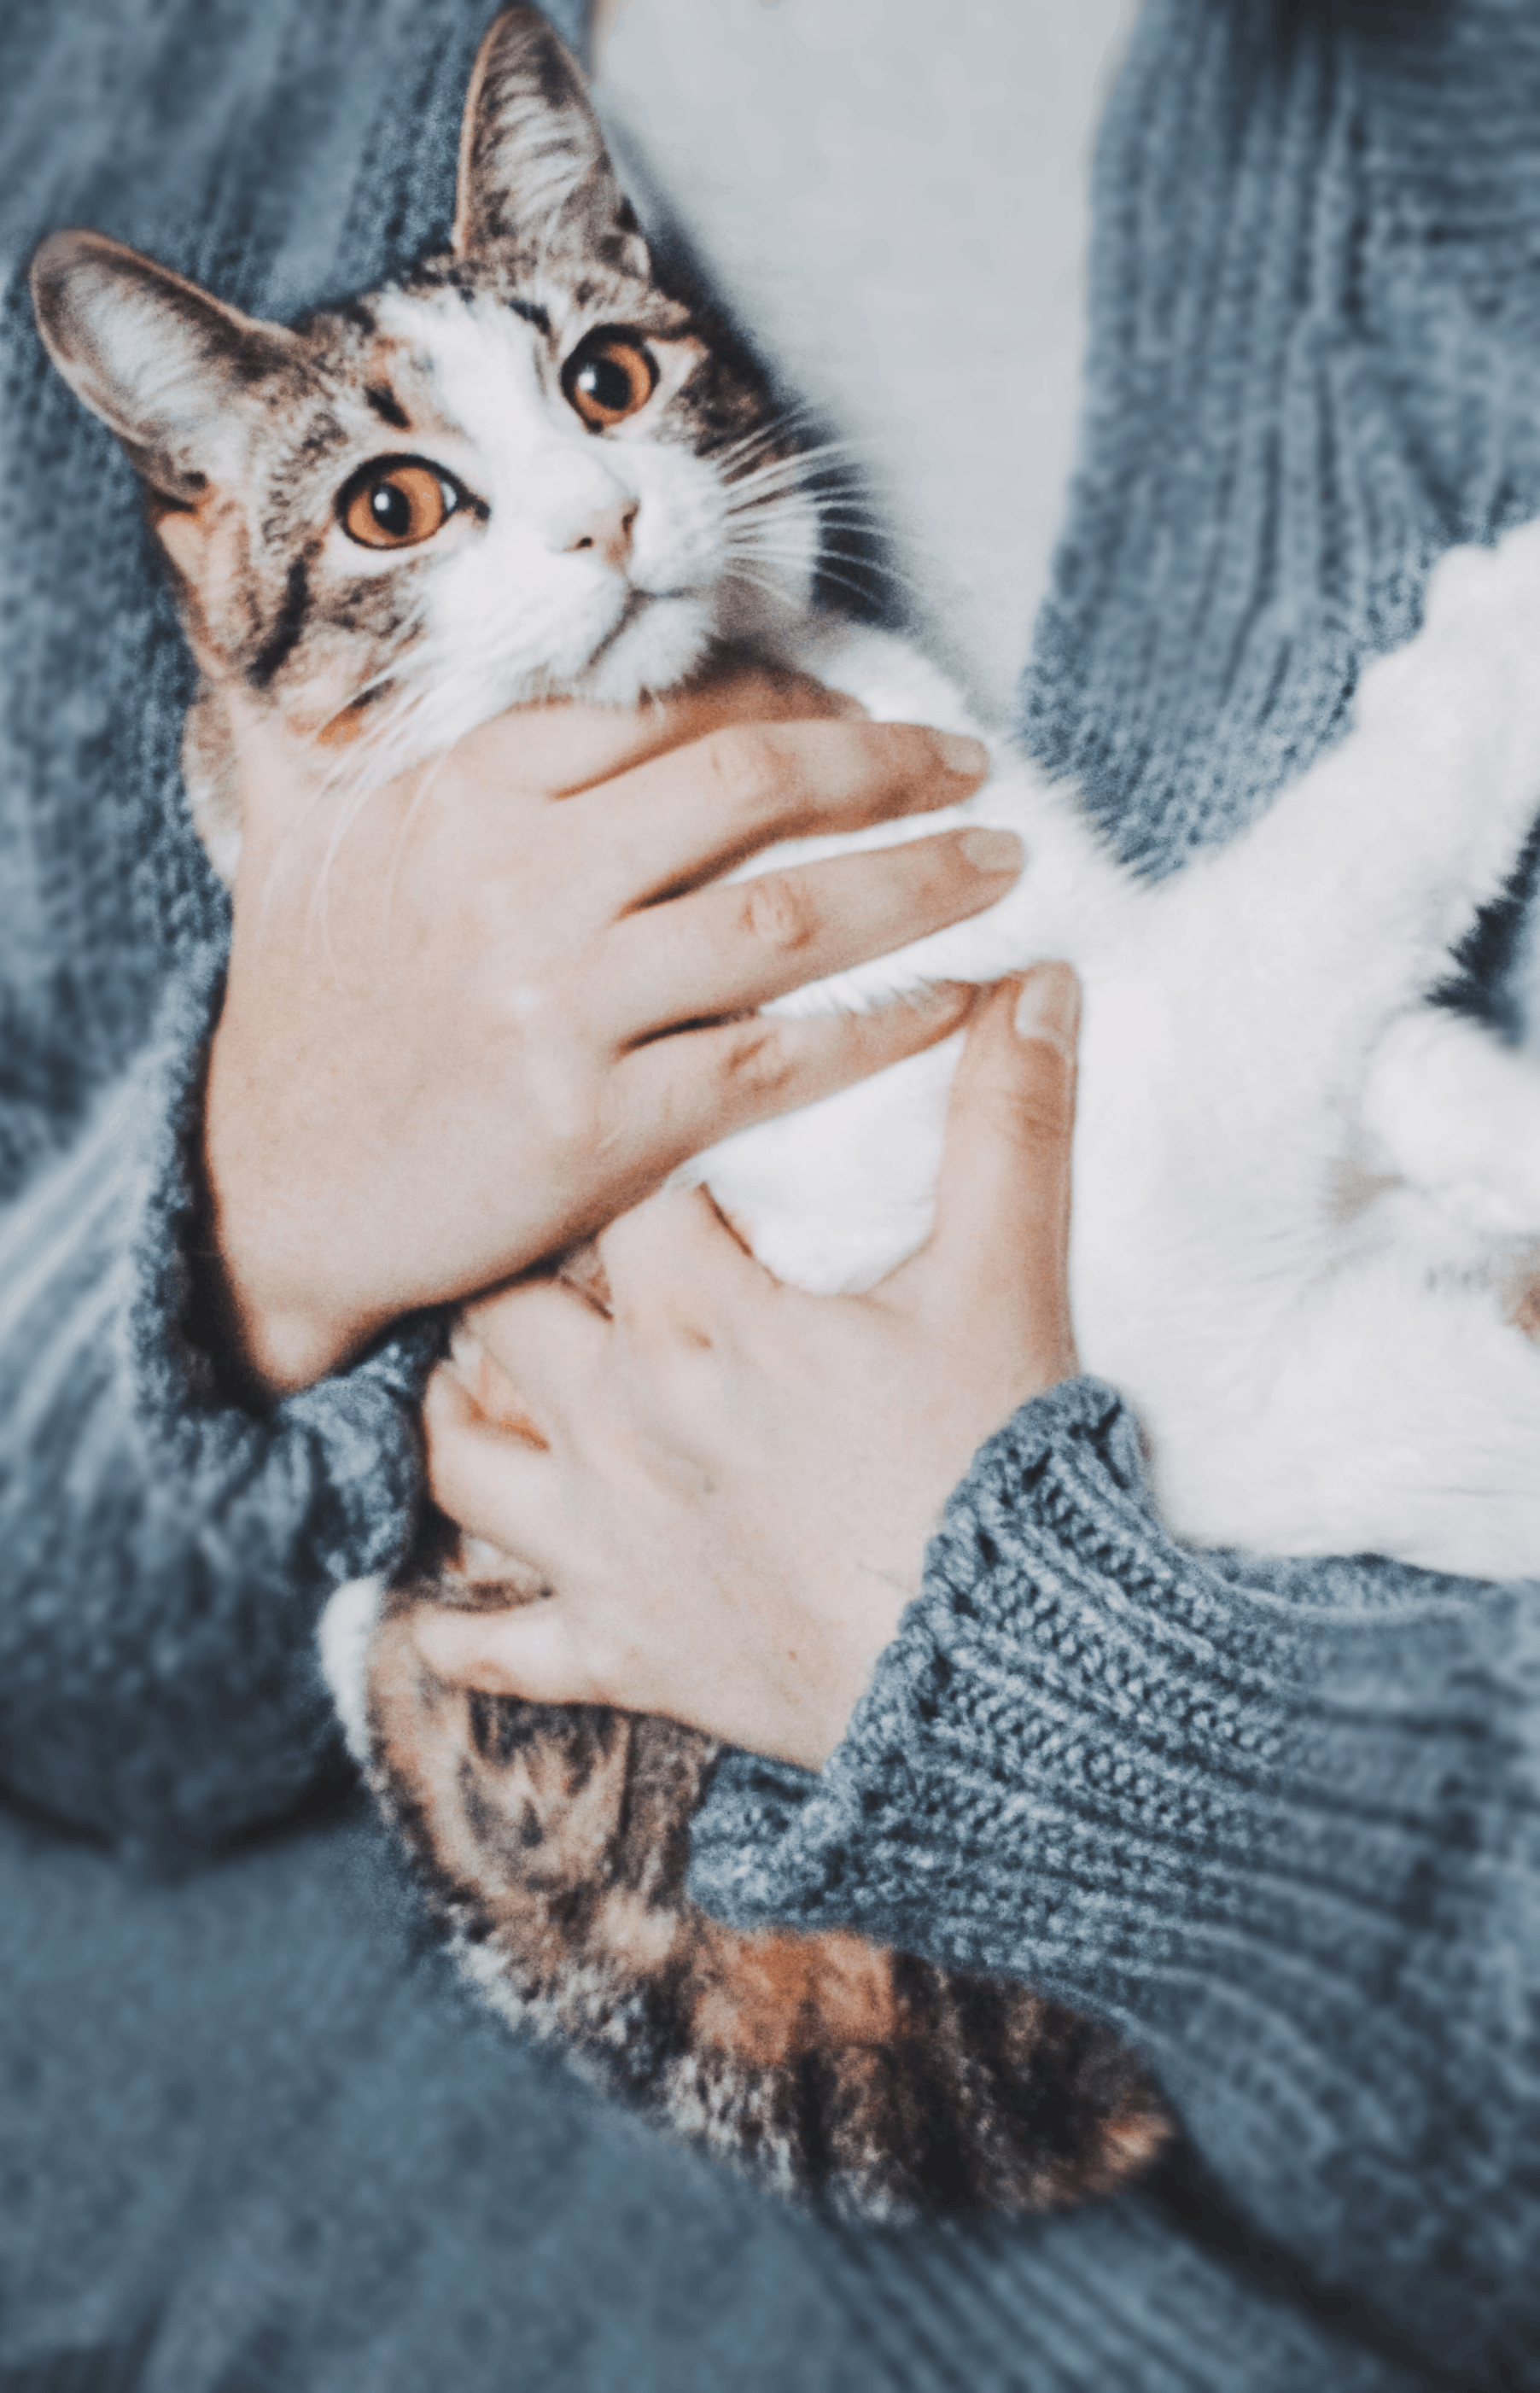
[2,2,1537,2388]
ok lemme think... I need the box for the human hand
[412,965,1080,1770]
[202,671,1018,1393]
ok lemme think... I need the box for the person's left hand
[412,966,1081,1771]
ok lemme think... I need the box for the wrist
[194,1201,375,1397]
[213,1281,368,1398]
[198,1117,376,1404]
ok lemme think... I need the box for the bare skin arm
[411,966,1080,1768]
[204,674,1016,1397]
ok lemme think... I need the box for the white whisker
[722,442,866,498]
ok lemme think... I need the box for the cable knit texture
[3,0,1539,2387]
[693,1381,1540,2377]
[1025,0,1540,873]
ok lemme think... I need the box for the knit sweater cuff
[687,1373,1517,2032]
[690,1375,1537,2352]
[129,948,435,1587]
[689,1378,1154,1960]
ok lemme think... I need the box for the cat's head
[30,7,820,776]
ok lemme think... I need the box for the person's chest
[595,0,1138,716]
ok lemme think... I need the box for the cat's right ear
[452,7,649,274]
[30,231,299,502]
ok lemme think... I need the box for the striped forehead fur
[167,239,819,780]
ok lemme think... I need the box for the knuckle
[528,1044,606,1156]
[737,870,820,955]
[1013,1094,1074,1149]
[985,1058,1074,1148]
[701,725,787,822]
[720,1019,798,1103]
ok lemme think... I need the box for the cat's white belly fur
[688,522,1540,1584]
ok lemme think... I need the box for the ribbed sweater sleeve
[691,1377,1540,2379]
[0,956,433,1852]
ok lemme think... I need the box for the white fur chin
[574,591,720,704]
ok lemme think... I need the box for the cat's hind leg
[1157,1254,1540,1579]
[1362,1005,1540,1241]
[354,1582,1170,2221]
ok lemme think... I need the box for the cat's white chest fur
[690,523,1540,1584]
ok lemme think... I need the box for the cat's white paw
[317,1576,385,1766]
[1424,513,1540,635]
[1358,517,1540,739]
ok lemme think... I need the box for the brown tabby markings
[363,1538,1170,2221]
[33,4,1172,2221]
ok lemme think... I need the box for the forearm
[691,1378,1540,2369]
[0,965,433,1849]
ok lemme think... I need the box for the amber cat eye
[563,329,657,430]
[338,457,462,550]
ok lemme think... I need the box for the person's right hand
[201,671,1017,1396]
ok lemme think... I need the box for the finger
[598,1182,775,1331]
[618,980,977,1167]
[889,966,1080,1367]
[586,718,992,907]
[458,1275,609,1419]
[447,665,860,805]
[411,1595,596,1705]
[551,668,865,796]
[610,826,1022,1039]
[441,1320,551,1442]
[423,1365,563,1566]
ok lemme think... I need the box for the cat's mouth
[576,580,717,694]
[585,585,649,668]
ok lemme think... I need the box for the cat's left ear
[453,7,649,275]
[31,230,300,501]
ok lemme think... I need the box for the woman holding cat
[2,3,1537,2391]
[400,1,1540,2374]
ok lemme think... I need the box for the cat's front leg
[1215,517,1540,1007]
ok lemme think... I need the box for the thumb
[599,1180,773,1325]
[411,1595,595,1706]
[895,965,1079,1374]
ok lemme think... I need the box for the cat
[32,3,1540,2221]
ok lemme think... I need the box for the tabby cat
[34,5,1540,2219]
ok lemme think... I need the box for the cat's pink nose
[559,494,639,568]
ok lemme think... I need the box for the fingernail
[960,826,1024,876]
[1014,961,1080,1048]
[936,732,991,779]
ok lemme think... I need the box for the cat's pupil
[371,482,412,537]
[577,357,632,414]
